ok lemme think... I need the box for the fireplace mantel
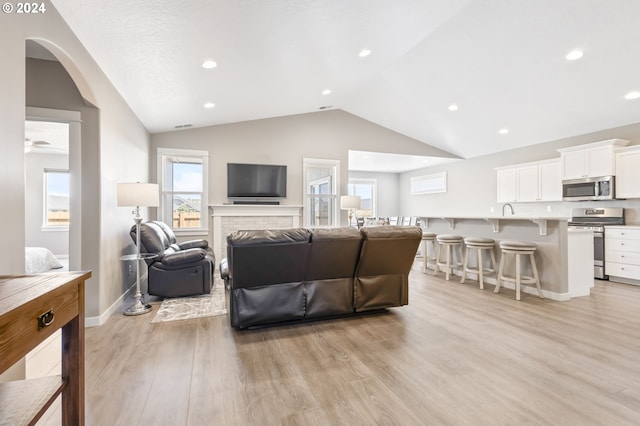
[209,204,303,260]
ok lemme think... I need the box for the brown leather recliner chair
[131,220,215,298]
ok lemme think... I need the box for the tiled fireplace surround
[210,204,303,261]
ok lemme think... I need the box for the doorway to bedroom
[24,119,71,273]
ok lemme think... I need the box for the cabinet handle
[37,309,55,330]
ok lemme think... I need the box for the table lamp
[117,182,159,316]
[340,195,361,227]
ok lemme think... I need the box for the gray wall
[400,122,640,225]
[151,109,453,236]
[1,6,150,319]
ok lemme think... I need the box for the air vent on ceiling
[174,124,193,129]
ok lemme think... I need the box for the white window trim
[348,178,377,217]
[157,147,209,236]
[42,169,70,231]
[411,172,447,195]
[303,158,340,228]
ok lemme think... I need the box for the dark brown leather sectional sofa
[220,226,422,329]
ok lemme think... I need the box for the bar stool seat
[460,237,497,289]
[495,240,543,300]
[435,234,464,280]
[421,232,438,274]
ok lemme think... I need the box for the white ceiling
[24,121,69,155]
[349,150,459,173]
[50,0,640,160]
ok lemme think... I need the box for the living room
[3,1,640,424]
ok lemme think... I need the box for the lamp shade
[340,195,361,210]
[117,183,159,207]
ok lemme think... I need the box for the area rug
[151,282,227,323]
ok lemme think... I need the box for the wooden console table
[0,271,90,426]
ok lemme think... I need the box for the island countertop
[418,215,592,301]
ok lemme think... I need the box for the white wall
[399,122,640,224]
[1,4,150,319]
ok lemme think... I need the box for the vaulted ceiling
[51,0,640,159]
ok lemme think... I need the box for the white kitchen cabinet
[497,159,561,203]
[605,226,640,284]
[496,168,517,202]
[558,139,629,180]
[615,145,640,199]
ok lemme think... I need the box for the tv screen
[227,163,287,198]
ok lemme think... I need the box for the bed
[25,247,64,274]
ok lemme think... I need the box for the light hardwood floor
[85,262,640,425]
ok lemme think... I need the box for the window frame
[348,178,377,218]
[42,168,70,230]
[157,148,209,236]
[303,158,340,228]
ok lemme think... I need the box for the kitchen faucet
[502,203,515,216]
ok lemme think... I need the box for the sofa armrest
[178,239,209,250]
[162,248,206,266]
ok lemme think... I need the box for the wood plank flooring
[85,262,640,425]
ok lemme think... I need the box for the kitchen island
[419,215,593,300]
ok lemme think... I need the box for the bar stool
[495,240,543,301]
[435,234,464,280]
[460,237,497,289]
[421,232,438,274]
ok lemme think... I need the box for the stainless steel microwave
[562,176,615,201]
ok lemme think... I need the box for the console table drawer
[0,281,78,372]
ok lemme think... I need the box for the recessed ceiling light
[359,49,371,58]
[322,89,331,95]
[624,91,640,100]
[202,60,217,69]
[204,102,215,108]
[448,104,459,111]
[498,128,509,135]
[566,50,584,61]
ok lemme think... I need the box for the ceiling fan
[24,138,68,154]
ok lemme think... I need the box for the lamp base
[123,298,152,316]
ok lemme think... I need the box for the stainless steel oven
[569,207,624,279]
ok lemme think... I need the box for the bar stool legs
[421,232,438,274]
[435,235,464,281]
[495,240,543,300]
[460,237,497,289]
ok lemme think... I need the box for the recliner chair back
[354,226,422,311]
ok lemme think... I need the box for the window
[158,148,208,234]
[348,178,376,218]
[411,172,447,195]
[303,158,339,227]
[44,169,70,228]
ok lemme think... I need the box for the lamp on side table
[340,195,361,228]
[117,182,159,316]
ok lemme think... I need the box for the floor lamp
[340,195,361,228]
[117,182,159,316]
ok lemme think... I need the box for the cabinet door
[561,150,586,179]
[538,161,562,201]
[497,168,517,202]
[616,150,640,198]
[587,146,615,177]
[516,165,539,202]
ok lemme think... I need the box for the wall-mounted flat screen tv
[227,163,287,198]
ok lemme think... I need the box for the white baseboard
[85,283,135,328]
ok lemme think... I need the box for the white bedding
[25,247,64,274]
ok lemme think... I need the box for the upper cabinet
[557,139,629,180]
[496,159,561,203]
[616,145,640,199]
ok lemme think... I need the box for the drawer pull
[37,309,55,330]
